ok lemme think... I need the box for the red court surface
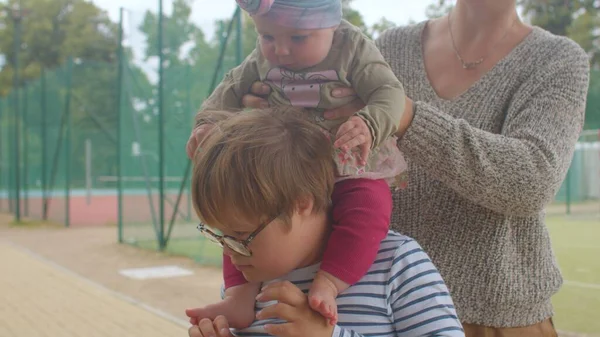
[0,193,193,227]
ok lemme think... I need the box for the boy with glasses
[187,108,464,337]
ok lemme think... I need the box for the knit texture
[378,22,590,327]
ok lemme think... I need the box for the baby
[186,0,408,328]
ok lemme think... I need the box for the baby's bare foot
[308,272,341,325]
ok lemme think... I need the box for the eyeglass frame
[196,214,279,257]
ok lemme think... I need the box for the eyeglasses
[196,215,278,257]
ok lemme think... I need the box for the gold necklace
[448,8,518,70]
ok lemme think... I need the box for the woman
[233,0,590,335]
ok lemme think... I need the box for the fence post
[41,68,48,220]
[12,8,23,222]
[565,166,571,215]
[185,63,192,222]
[165,8,240,246]
[85,139,92,204]
[158,0,166,250]
[236,9,243,64]
[64,58,74,227]
[22,85,28,216]
[117,7,124,243]
[0,100,3,212]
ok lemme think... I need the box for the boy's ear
[295,195,315,217]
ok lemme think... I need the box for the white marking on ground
[119,265,195,280]
[564,280,600,290]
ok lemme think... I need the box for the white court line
[555,245,600,250]
[564,280,600,290]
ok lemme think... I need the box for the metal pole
[185,64,192,221]
[236,9,243,64]
[0,100,4,211]
[158,0,166,250]
[117,7,124,243]
[12,6,23,222]
[566,165,571,215]
[64,58,74,227]
[22,85,28,216]
[41,68,48,220]
[85,139,92,205]
[166,9,239,245]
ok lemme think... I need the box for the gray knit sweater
[378,22,590,327]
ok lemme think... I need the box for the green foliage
[520,0,599,68]
[425,0,453,19]
[0,0,119,95]
[342,0,368,34]
[370,17,397,39]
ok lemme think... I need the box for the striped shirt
[232,232,465,337]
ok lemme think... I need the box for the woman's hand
[241,81,272,108]
[323,88,365,120]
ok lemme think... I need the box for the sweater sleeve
[398,46,590,216]
[349,36,406,148]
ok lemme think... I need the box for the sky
[95,0,438,40]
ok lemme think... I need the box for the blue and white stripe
[232,232,465,337]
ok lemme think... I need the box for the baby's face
[254,15,336,71]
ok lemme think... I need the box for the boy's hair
[192,107,335,231]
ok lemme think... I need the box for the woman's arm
[398,48,590,216]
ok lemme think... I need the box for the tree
[425,0,453,19]
[0,0,119,95]
[519,0,575,35]
[342,0,368,33]
[370,17,397,39]
[138,0,209,69]
[519,0,599,67]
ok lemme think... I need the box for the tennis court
[0,175,194,227]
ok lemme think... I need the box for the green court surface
[134,236,222,266]
[547,216,600,335]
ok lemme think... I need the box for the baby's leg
[188,254,258,329]
[309,178,392,325]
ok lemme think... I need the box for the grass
[132,236,223,266]
[125,215,600,335]
[547,216,600,335]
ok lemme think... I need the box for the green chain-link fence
[0,5,245,266]
[0,59,120,226]
[115,7,245,266]
[0,5,599,266]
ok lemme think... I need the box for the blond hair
[191,107,335,231]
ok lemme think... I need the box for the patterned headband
[236,0,342,30]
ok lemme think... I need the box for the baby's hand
[334,116,372,165]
